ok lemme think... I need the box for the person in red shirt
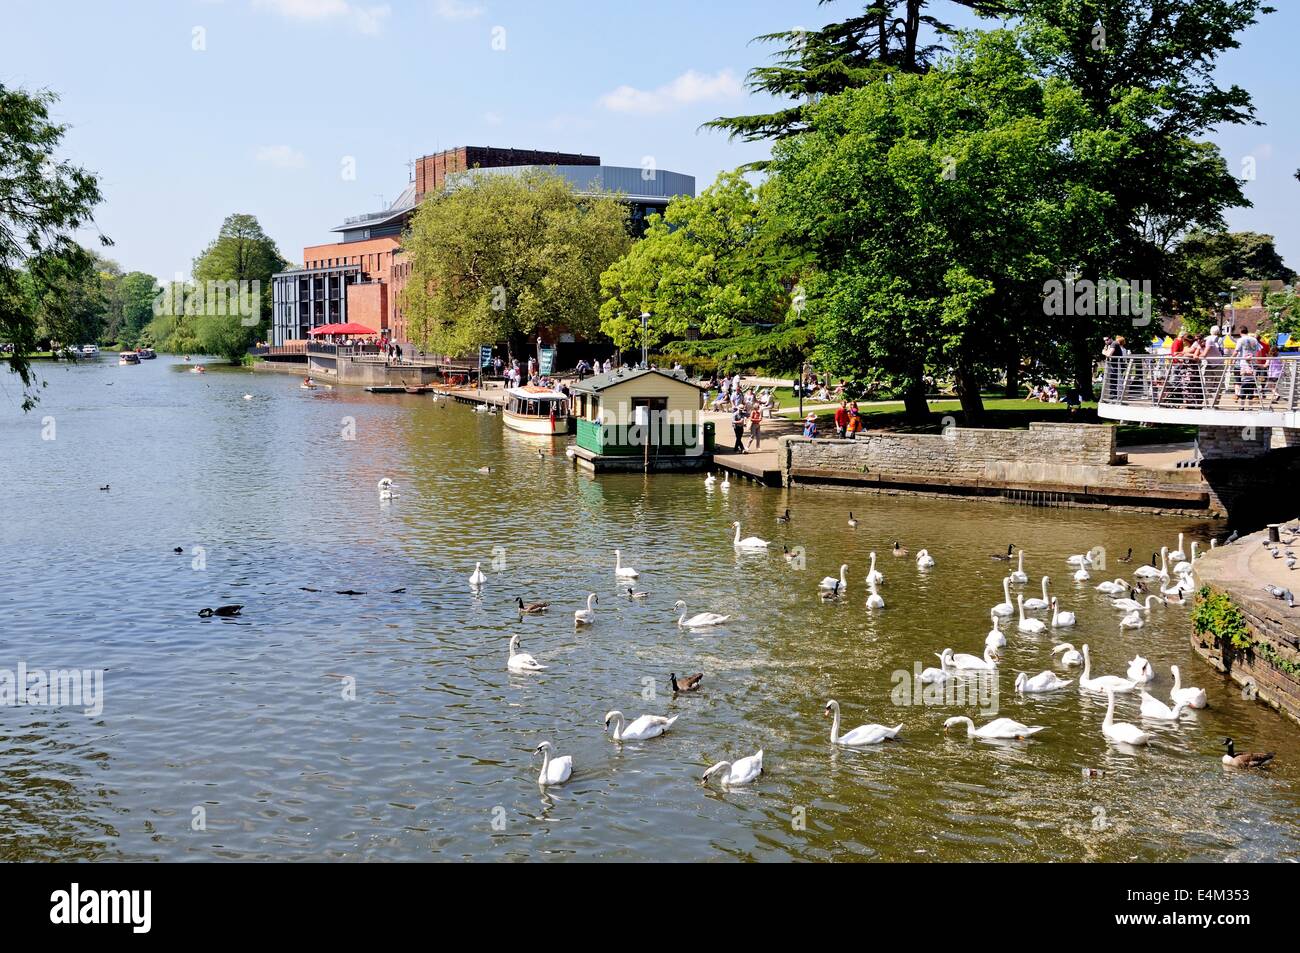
[834,401,849,438]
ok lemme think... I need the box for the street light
[639,312,650,369]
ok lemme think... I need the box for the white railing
[1100,354,1300,413]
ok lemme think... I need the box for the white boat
[502,386,570,435]
[137,347,156,360]
[80,344,100,358]
[119,350,140,365]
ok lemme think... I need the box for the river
[2,355,1297,861]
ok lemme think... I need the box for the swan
[1049,597,1076,627]
[1017,594,1046,633]
[1168,533,1186,564]
[534,740,573,786]
[819,564,848,592]
[704,472,716,485]
[865,580,885,609]
[1134,547,1169,580]
[1010,550,1029,584]
[915,548,935,569]
[720,473,730,492]
[1112,593,1164,612]
[824,700,901,745]
[865,552,883,585]
[944,715,1045,740]
[1119,610,1144,629]
[469,562,487,587]
[1169,665,1207,709]
[1023,575,1050,610]
[1095,578,1129,594]
[918,665,951,685]
[991,577,1014,617]
[1015,670,1073,693]
[377,477,397,500]
[1139,691,1188,720]
[574,592,598,626]
[1052,642,1083,666]
[614,549,639,577]
[985,610,1006,650]
[1162,573,1194,597]
[1067,553,1094,567]
[1073,563,1091,582]
[701,749,763,787]
[1101,687,1151,746]
[604,710,678,742]
[507,635,546,673]
[674,600,730,628]
[1172,541,1199,576]
[937,646,998,671]
[1079,644,1136,693]
[1126,655,1154,683]
[732,521,770,550]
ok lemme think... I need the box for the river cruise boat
[80,344,100,358]
[119,351,140,365]
[502,386,570,435]
[137,347,157,359]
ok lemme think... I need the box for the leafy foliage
[1192,586,1251,650]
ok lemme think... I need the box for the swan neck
[829,705,840,743]
[537,748,550,783]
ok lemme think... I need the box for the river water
[2,355,1298,861]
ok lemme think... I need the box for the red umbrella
[310,322,378,336]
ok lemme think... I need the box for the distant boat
[80,344,100,358]
[136,347,156,360]
[119,351,140,365]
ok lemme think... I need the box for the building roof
[570,367,705,394]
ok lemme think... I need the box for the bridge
[1097,354,1300,428]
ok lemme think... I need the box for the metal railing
[1100,354,1299,412]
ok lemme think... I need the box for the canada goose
[891,541,909,557]
[776,508,791,524]
[516,597,549,614]
[783,545,797,562]
[1117,547,1133,563]
[819,582,841,601]
[991,543,1014,561]
[1221,737,1274,769]
[670,672,703,693]
[197,605,243,618]
[847,512,858,528]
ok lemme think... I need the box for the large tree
[189,213,287,361]
[1168,229,1293,330]
[403,170,631,359]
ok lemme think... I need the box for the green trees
[188,213,287,361]
[403,169,631,359]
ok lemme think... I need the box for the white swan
[1073,563,1091,582]
[937,646,998,671]
[1134,546,1169,580]
[720,473,730,492]
[1162,572,1194,597]
[918,665,951,685]
[704,471,715,485]
[824,700,901,745]
[574,592,598,626]
[1095,578,1129,594]
[1052,642,1083,666]
[1119,610,1144,629]
[701,749,763,787]
[507,635,546,673]
[1023,575,1050,610]
[1101,687,1151,746]
[991,577,1014,618]
[915,548,935,569]
[865,552,883,585]
[1172,541,1199,576]
[1126,654,1154,683]
[534,740,573,786]
[1017,594,1046,634]
[674,600,730,628]
[1079,644,1136,693]
[1170,665,1207,709]
[1009,550,1029,584]
[1168,533,1186,564]
[1049,597,1076,627]
[944,715,1045,740]
[1112,593,1163,612]
[604,710,678,742]
[1066,553,1094,567]
[1015,670,1073,693]
[469,562,487,588]
[614,549,639,578]
[377,477,397,500]
[732,521,770,550]
[865,580,885,609]
[819,564,848,592]
[985,610,1006,650]
[1140,691,1188,720]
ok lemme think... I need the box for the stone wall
[1197,426,1300,525]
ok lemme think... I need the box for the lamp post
[536,335,542,381]
[639,312,650,369]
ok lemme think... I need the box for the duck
[1017,594,1046,634]
[776,508,791,524]
[944,715,1046,740]
[516,597,549,614]
[197,605,243,618]
[865,580,885,609]
[732,521,770,550]
[1101,687,1151,746]
[1112,592,1164,613]
[1009,550,1029,584]
[1139,691,1187,720]
[604,710,678,742]
[674,600,730,628]
[534,740,573,786]
[1095,578,1130,594]
[991,577,1014,618]
[701,749,763,787]
[1168,533,1187,564]
[670,672,703,693]
[1134,547,1169,580]
[985,610,1006,650]
[99,484,110,492]
[824,700,901,746]
[1079,644,1136,693]
[507,635,547,672]
[173,547,184,554]
[1171,542,1200,577]
[847,511,858,528]
[1023,575,1050,610]
[1015,670,1073,693]
[991,543,1015,561]
[1049,597,1076,628]
[915,548,935,569]
[783,545,799,564]
[891,541,909,557]
[865,552,883,585]
[936,646,999,671]
[1221,737,1274,769]
[574,593,598,626]
[1169,665,1207,709]
[614,549,639,577]
[469,562,487,588]
[626,587,649,600]
[819,564,848,592]
[1051,642,1083,666]
[1126,655,1154,683]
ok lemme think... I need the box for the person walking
[732,406,746,453]
[747,404,763,451]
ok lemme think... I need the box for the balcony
[1098,355,1300,428]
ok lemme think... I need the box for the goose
[991,543,1015,561]
[614,549,639,577]
[1073,563,1091,582]
[1112,592,1164,613]
[507,635,546,672]
[1119,610,1144,629]
[516,597,549,614]
[824,700,901,745]
[991,577,1014,617]
[701,749,763,787]
[720,473,730,492]
[197,605,242,618]
[847,511,858,528]
[534,740,573,786]
[377,477,397,500]
[732,521,770,550]
[819,582,842,601]
[783,545,799,563]
[604,710,678,742]
[1017,594,1046,634]
[891,541,909,557]
[776,508,791,524]
[1049,597,1076,627]
[1095,578,1129,594]
[1023,575,1050,610]
[574,593,598,626]
[865,580,885,609]
[469,562,487,588]
[985,610,1006,650]
[670,672,703,693]
[865,552,883,585]
[1079,644,1136,693]
[1015,670,1073,693]
[1139,691,1187,720]
[1221,737,1274,769]
[1126,655,1154,683]
[1052,642,1083,666]
[936,646,998,671]
[915,548,935,569]
[819,564,848,592]
[1168,533,1187,564]
[1101,687,1151,746]
[1117,547,1134,563]
[1134,547,1169,580]
[945,715,1046,740]
[1169,665,1207,709]
[1010,551,1029,584]
[1172,541,1199,576]
[674,600,730,628]
[704,472,716,486]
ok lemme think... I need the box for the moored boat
[502,386,570,435]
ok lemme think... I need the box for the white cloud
[599,69,744,115]
[255,144,307,169]
[252,0,391,34]
[434,0,484,20]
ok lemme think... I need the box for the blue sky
[3,0,1297,279]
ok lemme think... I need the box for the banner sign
[479,346,493,369]
[538,346,556,376]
